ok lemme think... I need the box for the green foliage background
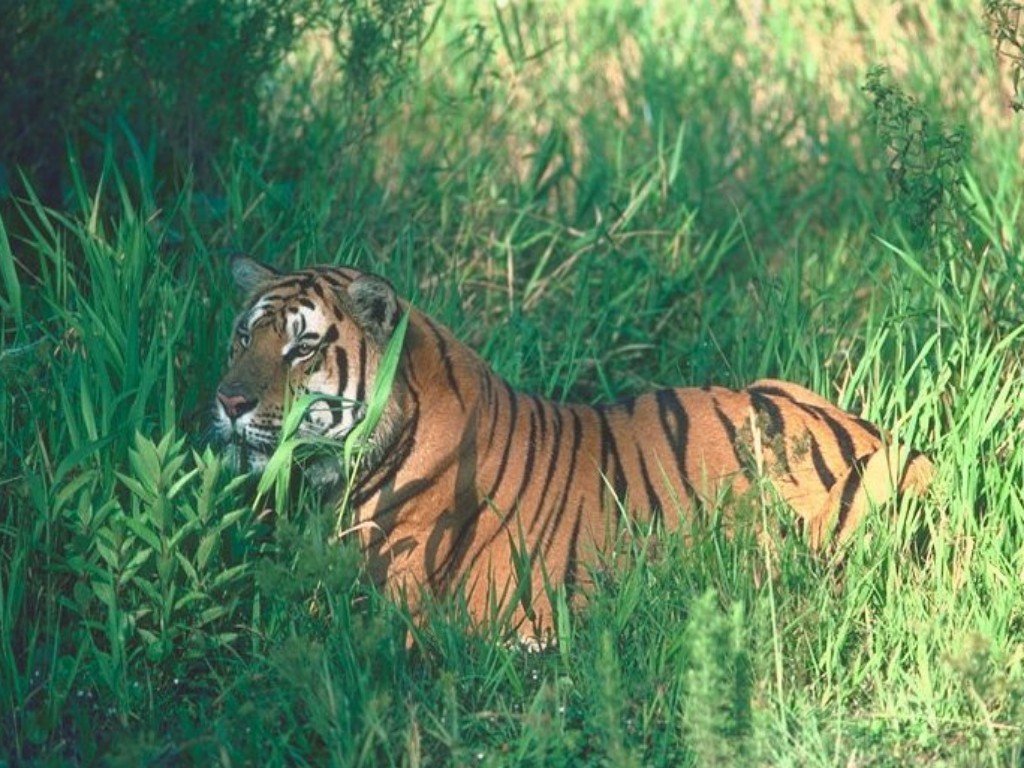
[2,0,1024,764]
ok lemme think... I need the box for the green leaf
[173,592,206,612]
[175,552,200,586]
[94,541,122,570]
[122,516,162,551]
[53,470,99,515]
[167,467,201,501]
[79,380,99,442]
[255,438,295,499]
[64,555,107,581]
[131,577,162,605]
[90,579,116,608]
[0,215,22,327]
[116,472,153,505]
[55,434,117,485]
[211,564,249,590]
[167,517,201,550]
[129,433,163,490]
[119,548,154,582]
[136,628,158,645]
[197,605,230,627]
[196,531,219,571]
[343,309,410,469]
[216,507,249,529]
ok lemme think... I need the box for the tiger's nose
[217,386,256,420]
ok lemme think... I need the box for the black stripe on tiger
[423,315,466,409]
[596,405,629,510]
[354,381,422,508]
[444,382,524,578]
[264,277,312,293]
[310,280,328,303]
[852,415,882,440]
[814,408,858,467]
[833,453,874,537]
[467,393,541,567]
[319,271,350,291]
[635,446,665,527]
[527,400,565,536]
[479,367,494,409]
[533,408,584,567]
[514,402,541,506]
[481,376,502,454]
[486,380,519,498]
[757,381,882,445]
[746,383,794,400]
[619,395,638,417]
[712,401,756,481]
[808,433,837,489]
[655,389,698,502]
[760,395,852,486]
[330,347,349,425]
[748,389,785,438]
[355,338,367,405]
[531,395,548,443]
[562,498,586,590]
[320,323,340,346]
[429,413,483,588]
[748,389,796,479]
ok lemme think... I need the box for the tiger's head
[215,256,403,482]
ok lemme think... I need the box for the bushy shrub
[0,0,428,203]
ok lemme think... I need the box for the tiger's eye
[291,341,318,362]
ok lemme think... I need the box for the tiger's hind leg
[807,444,933,549]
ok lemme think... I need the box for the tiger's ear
[231,255,280,295]
[347,274,400,345]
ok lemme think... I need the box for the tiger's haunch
[216,257,932,640]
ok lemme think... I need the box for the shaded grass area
[2,0,1024,764]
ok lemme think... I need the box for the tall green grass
[2,0,1024,764]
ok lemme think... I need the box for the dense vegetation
[2,0,1023,764]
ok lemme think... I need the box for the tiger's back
[352,360,930,633]
[216,259,932,639]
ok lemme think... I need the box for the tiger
[215,256,932,640]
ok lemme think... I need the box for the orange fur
[217,259,932,639]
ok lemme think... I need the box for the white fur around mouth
[223,441,270,474]
[247,451,269,472]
